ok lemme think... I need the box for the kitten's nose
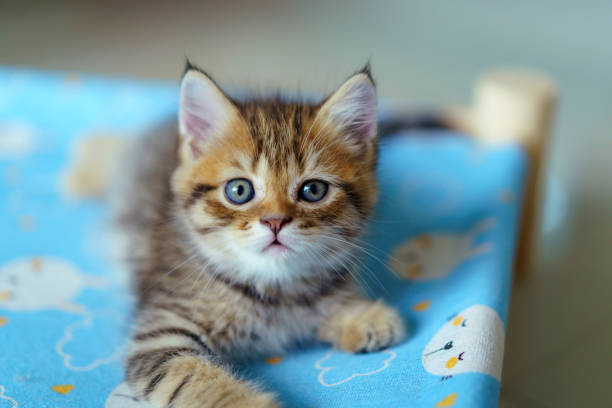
[260,216,292,235]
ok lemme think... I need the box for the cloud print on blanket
[389,218,495,281]
[56,311,125,371]
[0,121,38,158]
[0,256,105,313]
[315,349,396,387]
[0,385,18,408]
[422,305,504,381]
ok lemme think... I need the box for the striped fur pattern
[117,64,406,407]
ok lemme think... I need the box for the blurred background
[2,1,611,406]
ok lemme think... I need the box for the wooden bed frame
[445,69,558,278]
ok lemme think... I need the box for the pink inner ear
[179,71,231,156]
[353,81,377,140]
[337,80,377,142]
[327,75,377,144]
[353,103,376,140]
[182,97,212,155]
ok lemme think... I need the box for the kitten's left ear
[178,65,239,158]
[315,67,378,150]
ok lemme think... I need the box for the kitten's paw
[320,301,406,353]
[245,392,278,408]
[218,390,277,408]
[180,384,277,408]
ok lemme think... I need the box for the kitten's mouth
[262,239,291,255]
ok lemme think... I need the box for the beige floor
[2,2,612,407]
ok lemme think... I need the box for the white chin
[239,251,305,285]
[196,231,334,285]
[196,244,301,285]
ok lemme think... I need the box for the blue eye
[299,180,328,202]
[225,179,254,204]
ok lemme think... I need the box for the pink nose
[260,217,292,235]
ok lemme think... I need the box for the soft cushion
[0,69,525,408]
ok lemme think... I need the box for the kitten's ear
[178,67,238,158]
[315,67,378,150]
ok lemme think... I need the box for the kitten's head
[171,63,378,285]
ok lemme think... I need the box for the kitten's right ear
[313,67,377,154]
[178,67,238,158]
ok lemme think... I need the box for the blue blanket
[0,69,525,408]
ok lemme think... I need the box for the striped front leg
[125,308,277,408]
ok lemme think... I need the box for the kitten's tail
[62,133,130,199]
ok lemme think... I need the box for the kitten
[117,62,406,408]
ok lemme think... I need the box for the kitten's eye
[298,180,328,202]
[225,178,254,204]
